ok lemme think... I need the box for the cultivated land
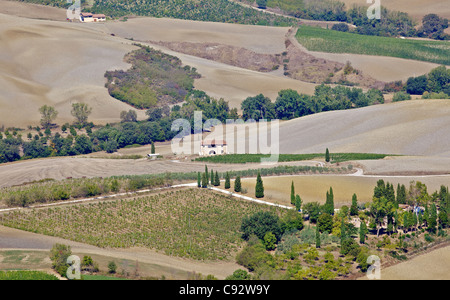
[0,1,450,280]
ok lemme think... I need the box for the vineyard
[0,188,288,261]
[0,270,59,280]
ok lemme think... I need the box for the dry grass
[240,174,450,207]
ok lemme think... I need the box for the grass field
[296,26,450,65]
[0,270,59,280]
[0,188,288,261]
[195,153,391,164]
[240,174,450,207]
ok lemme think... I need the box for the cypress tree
[325,148,330,162]
[224,172,230,189]
[290,181,295,205]
[315,225,321,248]
[234,176,241,193]
[205,165,209,183]
[151,141,155,154]
[214,171,220,186]
[295,194,302,212]
[359,219,367,244]
[201,172,207,188]
[350,193,358,216]
[255,172,264,198]
[210,169,214,185]
[197,172,201,188]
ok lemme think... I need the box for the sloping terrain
[0,13,144,127]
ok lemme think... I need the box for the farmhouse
[80,12,106,22]
[200,140,227,156]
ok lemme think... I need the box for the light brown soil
[0,225,241,279]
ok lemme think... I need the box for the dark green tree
[214,171,220,186]
[234,176,241,193]
[255,172,264,198]
[197,172,201,188]
[325,148,330,162]
[295,194,302,212]
[315,225,321,248]
[210,169,214,185]
[201,172,208,188]
[151,141,155,154]
[350,193,358,216]
[290,181,295,205]
[224,172,231,189]
[359,219,367,244]
[240,211,282,241]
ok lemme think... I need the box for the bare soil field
[0,226,240,279]
[206,99,450,158]
[0,13,147,127]
[277,100,450,157]
[0,0,67,21]
[375,244,450,280]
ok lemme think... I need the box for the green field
[195,153,391,164]
[296,26,450,65]
[0,270,59,280]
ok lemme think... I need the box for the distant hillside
[296,26,450,65]
[11,0,296,26]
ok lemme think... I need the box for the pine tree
[214,171,220,186]
[255,172,264,198]
[224,172,230,189]
[234,176,241,193]
[325,148,330,163]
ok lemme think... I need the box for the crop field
[0,270,59,280]
[0,188,288,261]
[195,153,390,164]
[296,26,450,65]
[240,174,450,207]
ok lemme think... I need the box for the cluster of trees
[233,178,450,279]
[406,65,450,97]
[197,165,265,199]
[267,0,448,40]
[105,45,201,109]
[367,180,450,236]
[241,84,384,121]
[0,102,94,163]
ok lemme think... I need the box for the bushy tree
[240,211,282,241]
[49,243,72,277]
[241,94,276,121]
[71,102,92,126]
[39,105,58,129]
